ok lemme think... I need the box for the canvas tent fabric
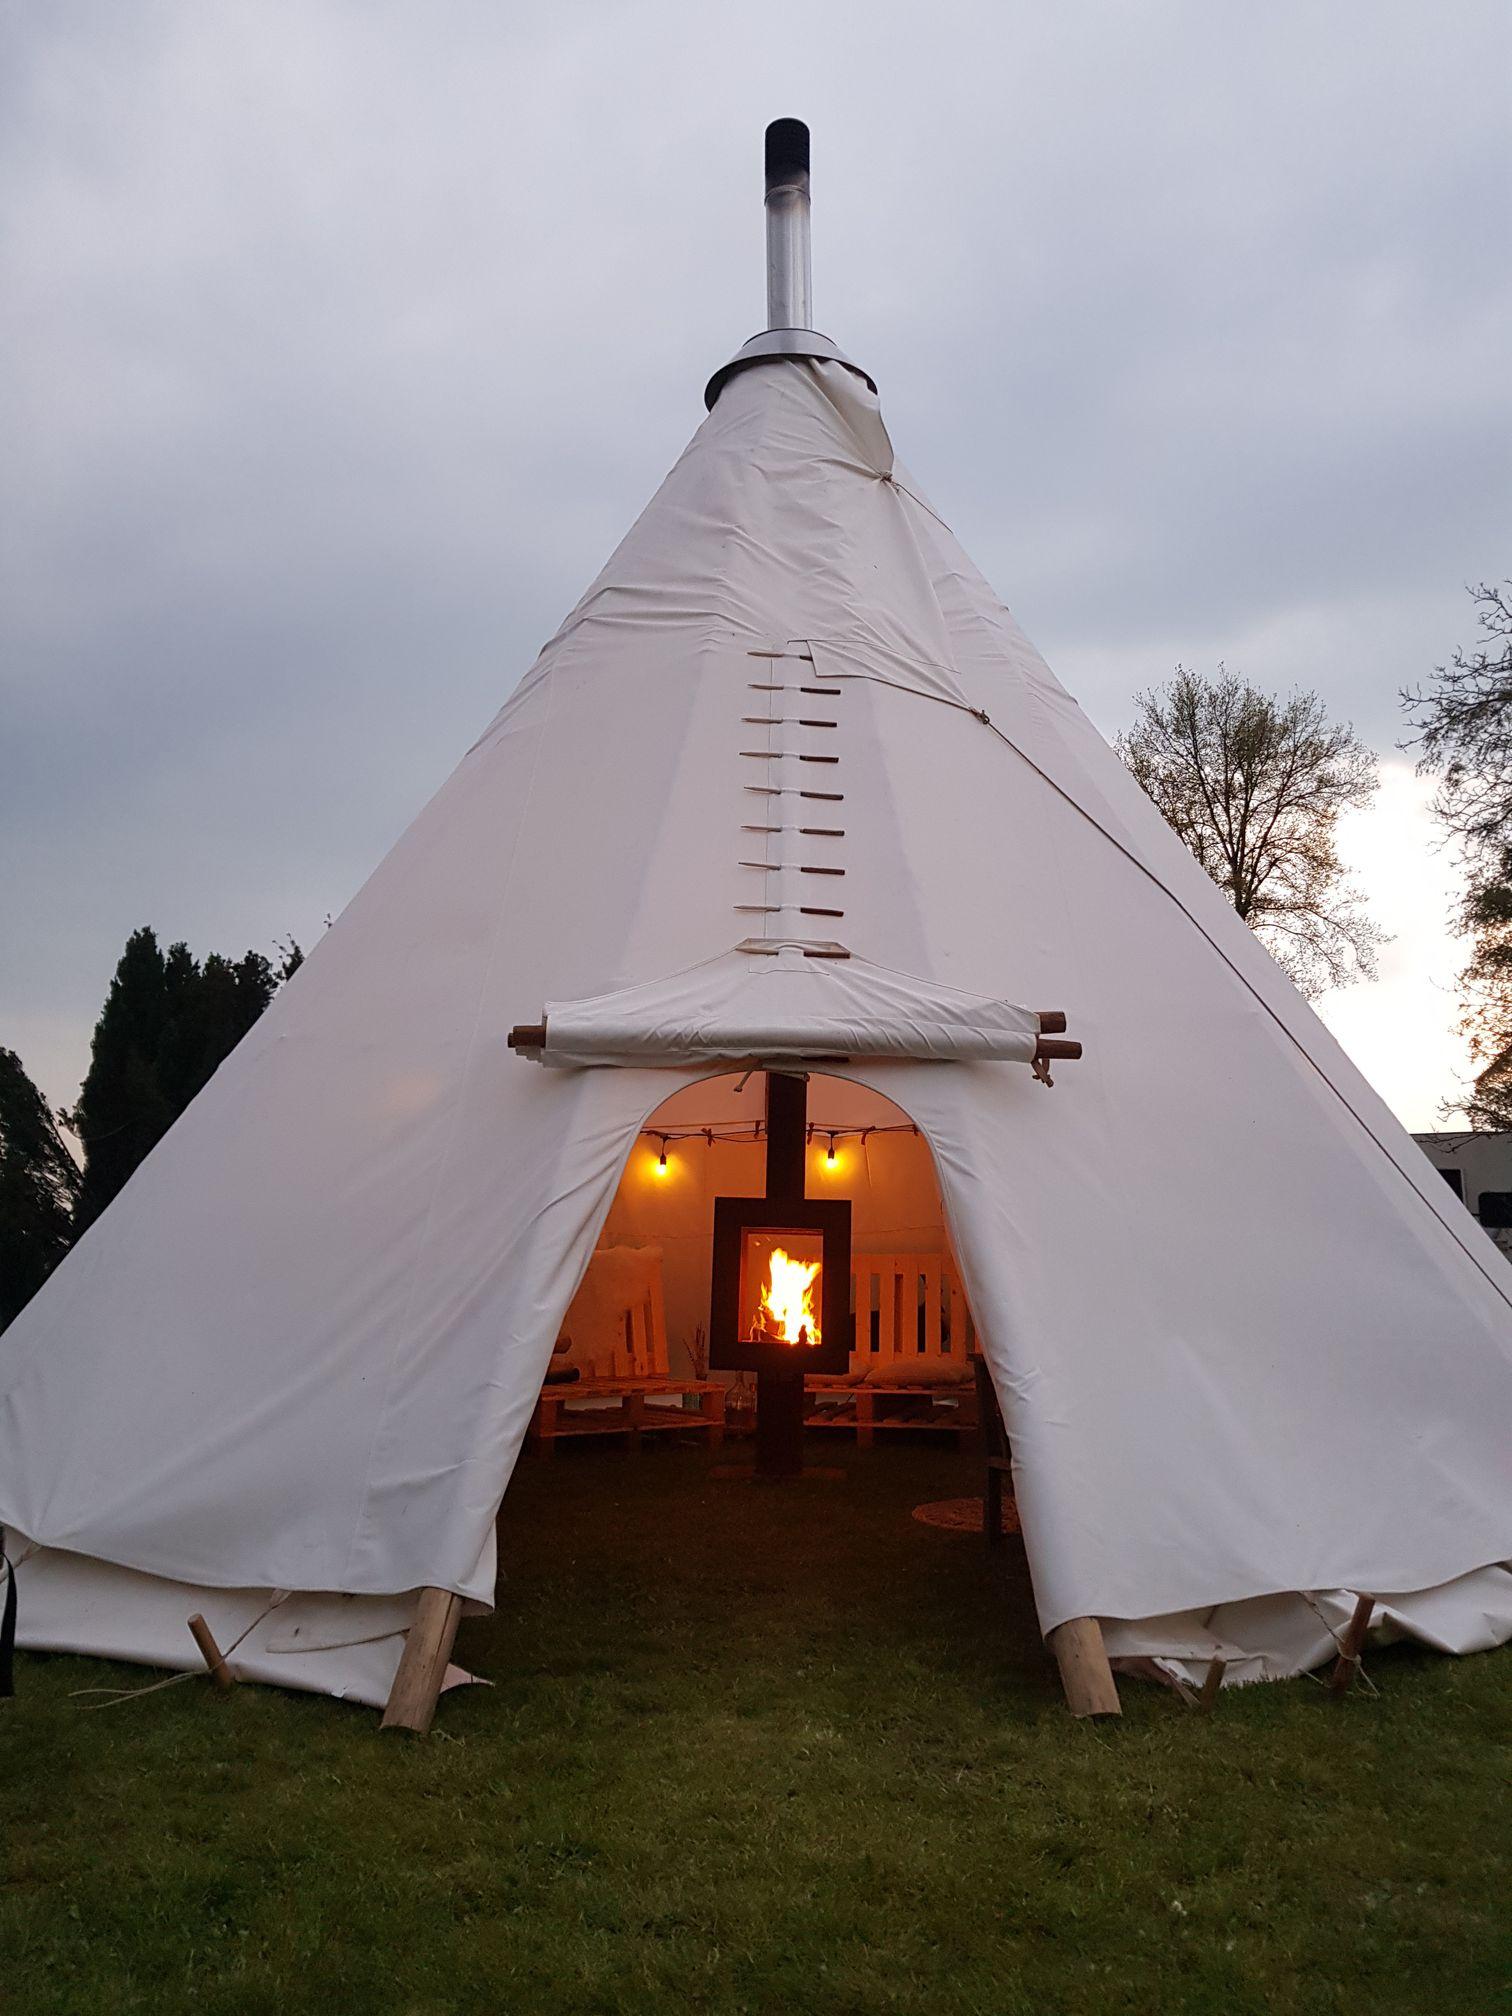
[3,354,1511,1708]
[524,948,1043,1068]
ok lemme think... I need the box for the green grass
[3,1441,1509,2015]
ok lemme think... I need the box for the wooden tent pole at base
[381,1586,463,1735]
[1046,1616,1122,1718]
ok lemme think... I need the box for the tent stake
[1196,1656,1227,1710]
[381,1587,463,1734]
[1047,1617,1122,1717]
[1328,1594,1375,1696]
[187,1613,235,1693]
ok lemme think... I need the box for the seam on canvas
[838,627,1512,1317]
[339,663,563,1591]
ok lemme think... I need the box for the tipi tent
[3,123,1510,1726]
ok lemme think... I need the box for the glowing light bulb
[654,1143,669,1176]
[825,1136,838,1168]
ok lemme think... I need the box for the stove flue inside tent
[708,1071,853,1477]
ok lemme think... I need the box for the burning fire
[755,1246,822,1349]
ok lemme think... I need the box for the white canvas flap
[530,950,1041,1069]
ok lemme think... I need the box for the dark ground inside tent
[3,1439,1510,2016]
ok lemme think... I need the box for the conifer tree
[67,928,302,1231]
[0,1048,81,1332]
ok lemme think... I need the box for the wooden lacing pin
[187,1614,235,1694]
[1329,1594,1375,1696]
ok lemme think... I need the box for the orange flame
[758,1246,822,1349]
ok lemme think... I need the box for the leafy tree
[1118,666,1383,999]
[66,928,302,1232]
[1402,582,1512,1125]
[0,1048,82,1332]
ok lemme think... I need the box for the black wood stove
[708,1071,852,1476]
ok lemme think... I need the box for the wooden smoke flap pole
[381,1587,464,1734]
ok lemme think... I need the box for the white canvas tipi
[3,124,1510,1722]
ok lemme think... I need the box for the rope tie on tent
[68,1591,290,1711]
[875,469,958,537]
[1299,1593,1380,1697]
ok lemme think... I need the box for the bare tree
[1402,581,1512,1125]
[1118,666,1383,999]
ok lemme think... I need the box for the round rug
[912,1495,1020,1536]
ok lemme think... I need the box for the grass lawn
[3,1438,1509,2015]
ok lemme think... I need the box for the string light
[635,1120,921,1150]
[825,1134,838,1168]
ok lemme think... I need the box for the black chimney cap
[765,118,810,190]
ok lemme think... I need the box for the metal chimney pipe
[764,118,812,331]
[704,119,872,409]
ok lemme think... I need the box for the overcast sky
[3,0,1509,1128]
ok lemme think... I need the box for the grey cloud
[2,0,1509,1110]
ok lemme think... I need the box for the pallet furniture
[528,1253,724,1454]
[805,1250,979,1444]
[803,1384,976,1447]
[587,1257,670,1381]
[531,1378,725,1454]
[853,1249,977,1365]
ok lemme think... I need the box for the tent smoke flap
[506,950,1064,1070]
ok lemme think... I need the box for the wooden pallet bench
[804,1383,976,1447]
[530,1248,977,1453]
[530,1250,725,1454]
[531,1378,725,1454]
[804,1250,979,1443]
